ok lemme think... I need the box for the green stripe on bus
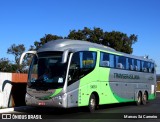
[39,88,62,100]
[49,88,62,97]
[78,48,119,106]
[78,48,132,106]
[148,94,156,100]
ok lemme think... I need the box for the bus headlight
[26,93,31,99]
[54,93,67,100]
[25,93,32,103]
[54,96,62,100]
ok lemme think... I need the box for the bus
[20,39,156,112]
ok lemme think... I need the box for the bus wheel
[136,92,142,106]
[142,92,147,105]
[88,94,96,113]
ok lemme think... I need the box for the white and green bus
[20,39,156,112]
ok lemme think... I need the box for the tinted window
[128,58,134,70]
[120,56,126,69]
[28,52,67,89]
[100,52,115,68]
[100,52,110,67]
[142,61,148,72]
[109,54,115,68]
[68,51,97,86]
[126,58,129,70]
[137,60,141,71]
[99,52,154,74]
[115,56,125,69]
[151,63,154,73]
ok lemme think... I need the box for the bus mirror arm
[19,51,37,65]
[62,49,75,63]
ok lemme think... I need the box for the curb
[0,107,14,113]
[0,106,33,113]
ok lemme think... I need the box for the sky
[0,0,160,73]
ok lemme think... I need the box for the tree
[24,45,36,66]
[7,44,25,64]
[34,34,63,50]
[0,58,18,72]
[67,27,104,43]
[102,31,137,53]
[3,27,137,73]
[67,27,137,54]
[31,27,137,54]
[7,44,28,73]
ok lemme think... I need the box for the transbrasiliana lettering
[114,73,140,80]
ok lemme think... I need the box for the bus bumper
[25,93,68,108]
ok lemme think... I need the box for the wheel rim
[143,93,147,104]
[137,93,141,105]
[90,98,96,110]
[138,95,141,103]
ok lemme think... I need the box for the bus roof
[37,39,115,52]
[37,39,155,63]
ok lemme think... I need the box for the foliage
[2,27,138,73]
[6,44,29,73]
[0,58,18,73]
[7,44,25,64]
[67,27,137,54]
[67,27,104,43]
[34,34,63,50]
[33,27,137,54]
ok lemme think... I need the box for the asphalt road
[1,92,160,122]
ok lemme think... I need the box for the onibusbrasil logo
[1,114,42,119]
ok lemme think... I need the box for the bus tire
[142,92,147,105]
[136,92,142,106]
[88,94,96,113]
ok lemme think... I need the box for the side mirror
[19,51,37,65]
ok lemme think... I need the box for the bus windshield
[28,52,68,90]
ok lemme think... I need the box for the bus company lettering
[114,73,140,80]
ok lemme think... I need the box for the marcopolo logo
[114,73,140,80]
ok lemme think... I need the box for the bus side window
[137,60,141,71]
[120,56,126,69]
[144,62,148,72]
[100,52,110,67]
[115,56,119,68]
[147,62,151,73]
[142,61,148,72]
[68,51,97,86]
[109,54,115,68]
[134,59,138,71]
[151,63,154,73]
[81,51,96,69]
[68,52,80,83]
[126,58,129,70]
[128,58,134,71]
[116,56,122,69]
[116,56,125,69]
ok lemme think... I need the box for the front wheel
[88,94,96,113]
